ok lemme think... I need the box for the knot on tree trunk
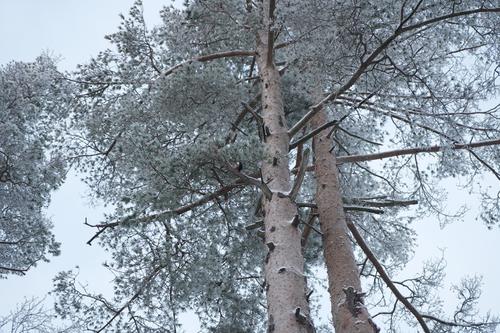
[342,286,366,317]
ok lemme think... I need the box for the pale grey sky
[0,1,499,332]
[0,0,171,70]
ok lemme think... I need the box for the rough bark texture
[256,2,311,332]
[312,108,377,333]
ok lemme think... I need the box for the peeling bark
[256,2,311,332]
[312,108,377,333]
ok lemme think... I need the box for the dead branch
[301,138,500,172]
[290,148,310,201]
[301,208,317,248]
[96,266,162,332]
[337,138,500,164]
[289,120,338,149]
[159,50,256,78]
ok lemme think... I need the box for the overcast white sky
[0,1,499,332]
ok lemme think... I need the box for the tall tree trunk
[312,108,378,333]
[255,2,312,332]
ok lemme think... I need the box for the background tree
[0,56,71,277]
[0,297,80,333]
[49,0,500,332]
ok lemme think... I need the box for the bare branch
[289,121,338,150]
[300,214,323,238]
[344,198,418,208]
[0,265,28,275]
[222,162,273,199]
[296,202,386,214]
[400,7,500,35]
[301,208,317,248]
[421,313,500,329]
[337,138,500,164]
[301,138,500,171]
[96,266,162,333]
[86,181,245,244]
[346,218,431,333]
[336,126,383,146]
[245,220,264,230]
[344,206,384,214]
[290,148,310,201]
[159,50,256,78]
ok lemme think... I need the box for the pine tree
[51,1,500,332]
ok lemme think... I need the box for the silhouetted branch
[346,218,431,333]
[0,265,28,275]
[289,121,338,149]
[96,266,162,333]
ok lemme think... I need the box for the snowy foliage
[0,56,72,277]
[0,297,81,333]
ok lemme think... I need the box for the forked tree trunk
[311,108,378,333]
[255,2,312,333]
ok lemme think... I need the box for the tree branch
[297,202,387,214]
[86,181,245,244]
[344,206,384,214]
[346,218,431,333]
[96,266,162,333]
[159,50,256,78]
[400,7,500,35]
[301,138,500,171]
[338,97,500,180]
[421,313,500,329]
[267,0,276,66]
[290,148,310,201]
[344,198,418,208]
[301,208,317,248]
[224,165,272,199]
[289,120,338,149]
[300,213,322,238]
[224,94,262,145]
[0,265,28,275]
[337,138,500,164]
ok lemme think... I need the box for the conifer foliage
[0,56,70,278]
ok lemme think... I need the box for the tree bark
[256,2,311,332]
[312,107,378,333]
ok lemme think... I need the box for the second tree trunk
[312,107,377,333]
